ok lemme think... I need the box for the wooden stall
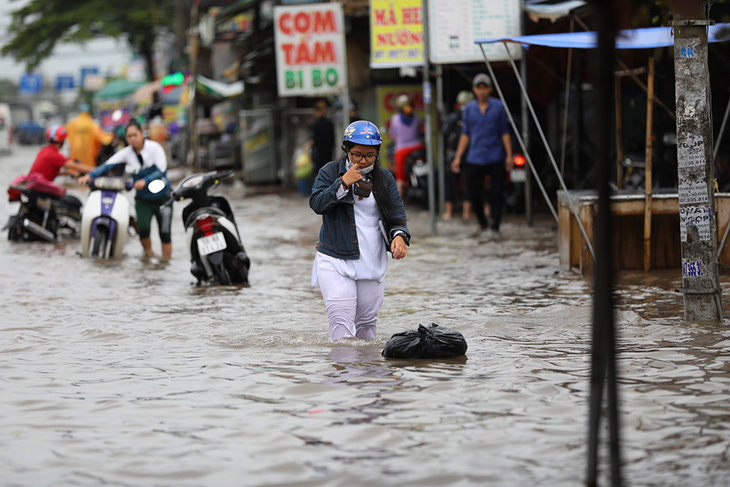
[558,190,730,274]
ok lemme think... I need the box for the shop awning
[131,79,162,104]
[196,75,244,99]
[524,0,587,23]
[161,75,243,106]
[476,23,730,49]
[93,79,146,102]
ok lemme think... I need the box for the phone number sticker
[679,178,709,205]
[682,259,704,278]
[680,205,712,242]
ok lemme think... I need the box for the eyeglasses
[349,151,378,163]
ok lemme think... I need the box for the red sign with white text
[274,4,347,97]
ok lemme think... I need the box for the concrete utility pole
[422,0,436,235]
[671,1,723,322]
[188,0,200,167]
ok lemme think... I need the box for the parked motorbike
[404,147,429,208]
[405,150,527,214]
[163,170,250,285]
[79,177,134,259]
[505,153,527,214]
[4,173,82,241]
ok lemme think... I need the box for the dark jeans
[463,161,506,230]
[444,151,459,203]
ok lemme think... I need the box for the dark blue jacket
[310,158,410,260]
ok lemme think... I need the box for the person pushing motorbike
[28,125,96,183]
[4,125,91,242]
[78,119,173,260]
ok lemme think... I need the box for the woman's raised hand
[341,165,362,188]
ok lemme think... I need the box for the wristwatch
[340,176,348,190]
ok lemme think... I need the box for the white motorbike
[80,177,134,258]
[81,174,167,259]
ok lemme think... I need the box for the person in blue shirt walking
[450,73,513,233]
[78,119,173,259]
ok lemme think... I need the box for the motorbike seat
[183,206,228,230]
[60,194,83,210]
[10,173,67,199]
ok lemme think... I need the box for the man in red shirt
[29,124,95,182]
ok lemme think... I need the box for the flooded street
[1,144,729,486]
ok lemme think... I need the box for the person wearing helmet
[27,124,95,183]
[310,120,410,341]
[388,94,424,195]
[451,73,513,233]
[65,104,114,167]
[442,90,475,221]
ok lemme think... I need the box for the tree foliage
[1,0,176,80]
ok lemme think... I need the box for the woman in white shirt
[79,119,172,259]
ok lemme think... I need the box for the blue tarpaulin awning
[476,23,730,50]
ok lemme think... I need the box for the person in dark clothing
[443,90,474,220]
[145,91,164,123]
[451,73,513,233]
[304,99,335,173]
[349,99,360,123]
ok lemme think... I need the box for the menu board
[428,0,522,64]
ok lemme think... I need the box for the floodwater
[1,145,729,486]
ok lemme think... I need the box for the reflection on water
[1,146,729,485]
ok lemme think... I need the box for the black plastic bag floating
[382,323,468,359]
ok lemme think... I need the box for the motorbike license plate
[511,168,526,183]
[197,232,227,256]
[412,163,429,177]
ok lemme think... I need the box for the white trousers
[316,262,385,341]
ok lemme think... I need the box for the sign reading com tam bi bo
[370,0,424,68]
[273,3,347,97]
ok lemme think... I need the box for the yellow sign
[370,0,424,68]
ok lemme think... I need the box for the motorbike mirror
[148,179,166,194]
[111,109,123,122]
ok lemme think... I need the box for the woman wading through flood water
[310,120,410,341]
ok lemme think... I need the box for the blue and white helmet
[343,120,382,146]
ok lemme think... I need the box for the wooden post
[615,76,623,189]
[422,0,436,235]
[643,57,655,272]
